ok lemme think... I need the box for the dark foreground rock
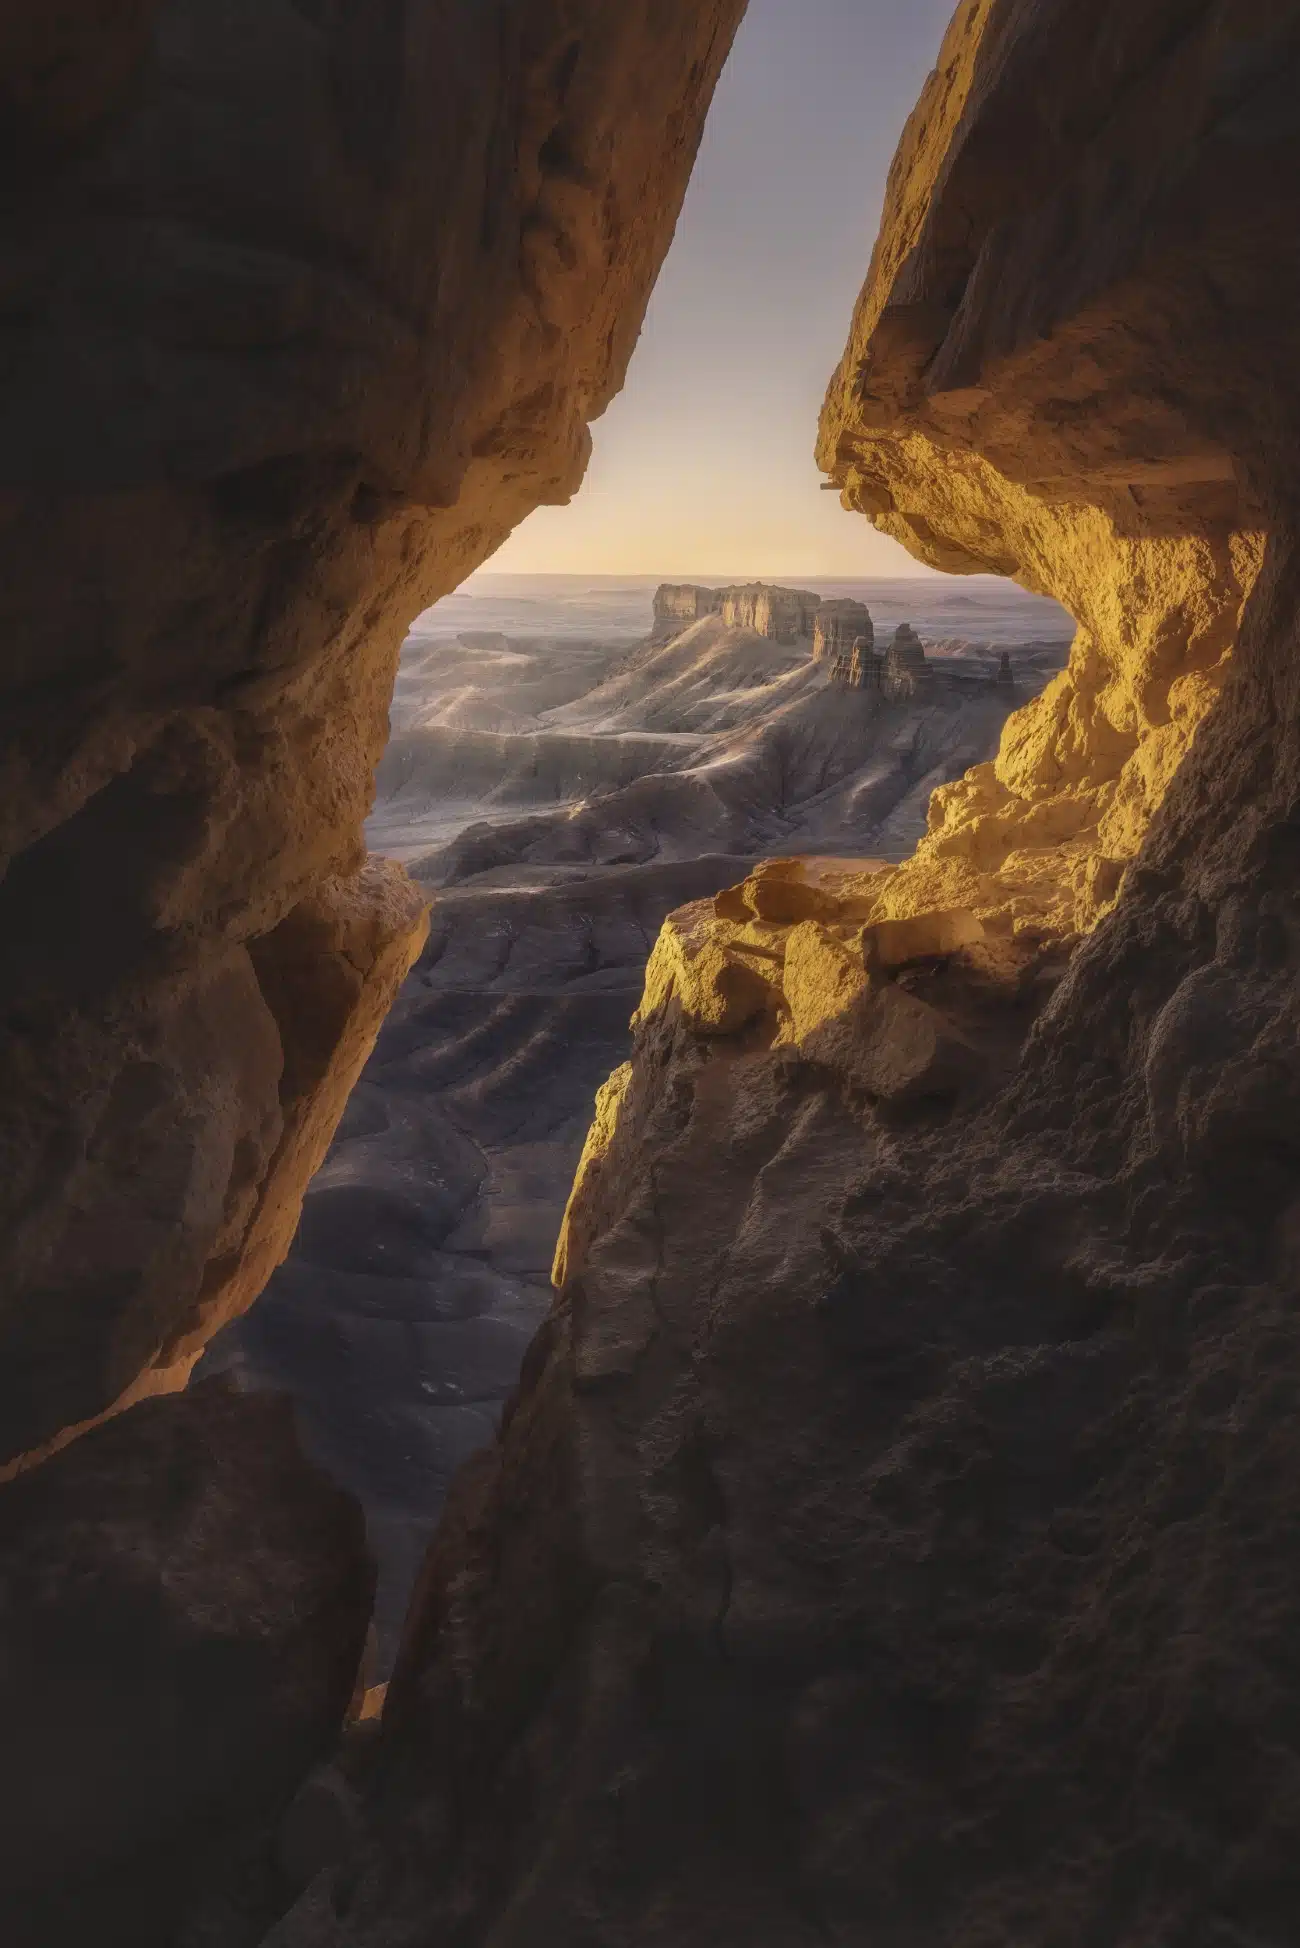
[0,7,749,1927]
[262,1,1300,1944]
[203,855,764,1672]
[0,1379,373,1947]
[0,0,747,1467]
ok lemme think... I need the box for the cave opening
[5,0,1299,1943]
[195,0,1074,1682]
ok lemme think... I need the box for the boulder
[780,918,871,1042]
[805,980,978,1105]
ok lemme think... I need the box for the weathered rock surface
[0,1378,373,1946]
[652,581,823,646]
[883,620,932,700]
[206,600,1065,1673]
[269,4,1300,1945]
[812,596,873,663]
[0,0,747,1467]
[721,582,822,643]
[816,0,1277,943]
[651,583,727,640]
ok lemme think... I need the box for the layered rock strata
[275,4,1300,1945]
[652,581,824,646]
[827,634,881,690]
[651,583,727,640]
[812,595,873,664]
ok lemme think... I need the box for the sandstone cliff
[812,595,873,663]
[721,582,822,643]
[652,583,727,639]
[815,0,1272,945]
[272,5,1300,1945]
[653,581,823,646]
[0,0,747,1931]
[0,0,746,1471]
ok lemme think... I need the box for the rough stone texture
[652,582,824,647]
[651,583,727,640]
[268,4,1300,1946]
[883,621,933,700]
[720,581,822,643]
[827,633,882,692]
[812,596,873,664]
[0,0,747,1466]
[0,1378,373,1947]
[1,858,430,1483]
[815,0,1279,943]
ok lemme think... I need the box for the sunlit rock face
[719,581,822,642]
[651,583,727,640]
[812,596,873,663]
[284,5,1300,1946]
[653,581,824,646]
[883,620,932,699]
[816,0,1278,944]
[0,0,747,1469]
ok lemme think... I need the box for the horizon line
[459,569,1026,585]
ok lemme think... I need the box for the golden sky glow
[489,0,955,581]
[489,412,928,579]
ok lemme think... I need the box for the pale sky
[488,0,957,580]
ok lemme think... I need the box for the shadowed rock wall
[0,1,749,1932]
[0,0,748,1472]
[268,5,1300,1945]
[0,1378,374,1948]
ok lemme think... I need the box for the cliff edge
[0,1,746,1468]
